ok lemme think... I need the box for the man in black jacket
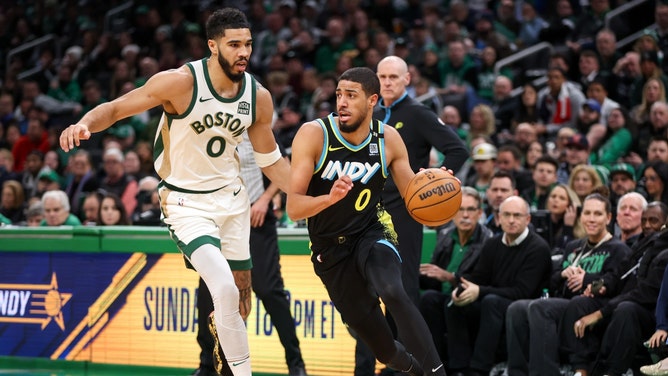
[375,55,469,305]
[350,55,468,376]
[446,196,552,376]
[418,187,494,363]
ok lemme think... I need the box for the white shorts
[158,178,251,269]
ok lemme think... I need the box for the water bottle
[540,288,550,299]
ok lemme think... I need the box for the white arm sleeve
[253,144,282,167]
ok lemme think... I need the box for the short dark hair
[498,144,522,161]
[534,155,559,171]
[583,193,612,214]
[338,67,380,97]
[491,170,516,189]
[206,8,250,40]
[650,135,668,145]
[580,49,598,60]
[647,201,668,223]
[547,66,567,78]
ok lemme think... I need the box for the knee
[480,294,509,313]
[376,281,407,307]
[210,277,239,306]
[527,299,547,318]
[563,295,589,316]
[419,290,443,311]
[506,300,529,322]
[612,301,639,321]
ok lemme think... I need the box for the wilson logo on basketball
[419,182,457,201]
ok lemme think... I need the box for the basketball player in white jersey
[59,8,289,376]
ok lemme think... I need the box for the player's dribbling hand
[60,123,92,152]
[440,167,461,186]
[419,167,458,181]
[329,175,353,204]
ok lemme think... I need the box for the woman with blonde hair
[630,77,666,126]
[547,183,585,254]
[568,165,604,202]
[468,104,497,145]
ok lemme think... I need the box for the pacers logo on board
[0,272,72,331]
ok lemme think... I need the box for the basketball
[404,168,462,227]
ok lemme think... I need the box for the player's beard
[218,53,244,83]
[339,110,366,133]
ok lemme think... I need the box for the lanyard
[572,232,613,267]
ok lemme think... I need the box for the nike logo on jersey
[431,364,444,373]
[232,360,247,367]
[328,145,345,152]
[233,186,242,196]
[199,97,213,102]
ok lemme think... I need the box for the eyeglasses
[458,206,480,213]
[500,212,528,219]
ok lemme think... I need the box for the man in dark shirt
[446,196,552,376]
[374,55,468,305]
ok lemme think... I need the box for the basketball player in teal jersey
[287,67,447,375]
[59,8,290,376]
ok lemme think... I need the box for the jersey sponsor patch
[237,101,250,115]
[369,143,378,155]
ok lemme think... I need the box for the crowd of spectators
[1,0,668,372]
[0,0,665,227]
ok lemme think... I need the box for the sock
[227,355,252,375]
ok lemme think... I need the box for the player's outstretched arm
[59,67,191,151]
[286,121,352,221]
[247,86,291,193]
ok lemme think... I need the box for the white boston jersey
[153,58,256,192]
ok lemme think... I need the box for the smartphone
[591,279,604,295]
[455,281,466,297]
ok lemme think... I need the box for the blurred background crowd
[0,0,665,228]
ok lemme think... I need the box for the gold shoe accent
[208,312,224,375]
[641,361,668,376]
